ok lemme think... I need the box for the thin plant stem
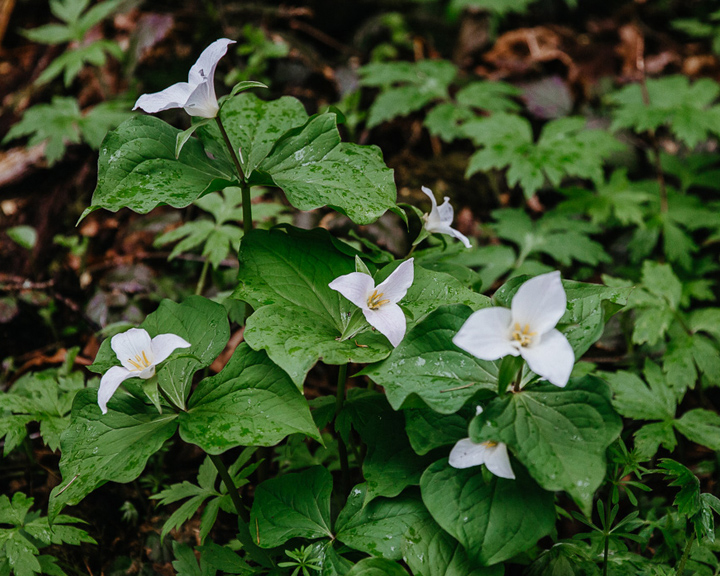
[602,488,613,576]
[195,259,210,296]
[208,453,273,568]
[215,117,253,231]
[335,364,350,504]
[676,536,695,576]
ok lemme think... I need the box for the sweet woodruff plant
[51,38,631,573]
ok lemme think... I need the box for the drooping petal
[111,328,153,371]
[329,272,376,310]
[447,226,472,249]
[133,82,194,114]
[449,437,489,469]
[183,79,219,118]
[97,366,135,414]
[151,333,192,364]
[484,442,516,479]
[188,38,236,87]
[453,307,518,361]
[511,271,567,336]
[362,303,407,347]
[436,196,455,224]
[374,258,414,305]
[520,328,575,388]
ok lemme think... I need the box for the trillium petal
[133,82,194,113]
[151,333,192,364]
[420,186,439,212]
[448,227,472,249]
[449,438,489,469]
[453,307,518,361]
[111,328,153,371]
[329,272,376,310]
[183,80,218,118]
[484,442,516,479]
[374,258,414,305]
[362,303,406,347]
[436,197,454,224]
[511,271,567,336]
[520,328,575,388]
[188,38,236,86]
[98,366,135,414]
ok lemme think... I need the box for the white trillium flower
[133,38,236,118]
[421,186,471,248]
[452,270,575,388]
[329,259,414,348]
[98,328,191,414]
[449,438,515,479]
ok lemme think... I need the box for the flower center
[367,289,390,310]
[511,323,536,347]
[126,350,152,372]
[483,441,498,448]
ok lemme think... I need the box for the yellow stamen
[367,289,390,310]
[483,441,498,448]
[126,351,152,371]
[511,322,536,347]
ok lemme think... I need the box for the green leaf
[2,97,81,165]
[359,60,457,128]
[199,92,308,179]
[344,558,409,576]
[335,484,428,560]
[234,227,391,386]
[6,226,37,250]
[48,389,178,520]
[402,514,502,576]
[608,76,720,147]
[404,407,468,455]
[36,40,122,87]
[674,409,720,451]
[89,296,229,409]
[470,376,622,515]
[456,81,522,113]
[78,100,136,149]
[603,361,675,421]
[421,459,555,566]
[361,305,498,414]
[634,421,676,460]
[258,113,397,224]
[179,343,321,453]
[250,466,334,548]
[339,391,437,502]
[465,115,622,198]
[175,118,213,158]
[85,116,235,217]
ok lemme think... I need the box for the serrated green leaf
[674,409,720,451]
[470,376,622,515]
[633,421,677,460]
[421,459,555,566]
[603,363,675,421]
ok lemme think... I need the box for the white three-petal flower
[133,38,236,118]
[421,186,471,248]
[452,270,575,387]
[98,328,191,414]
[329,259,414,348]
[449,438,515,479]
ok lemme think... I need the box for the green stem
[602,490,613,576]
[676,536,695,576]
[195,259,210,296]
[335,364,350,504]
[208,454,273,568]
[215,116,253,231]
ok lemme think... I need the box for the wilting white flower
[133,38,236,118]
[449,438,515,479]
[421,186,471,248]
[98,328,191,414]
[453,271,574,388]
[329,259,414,347]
